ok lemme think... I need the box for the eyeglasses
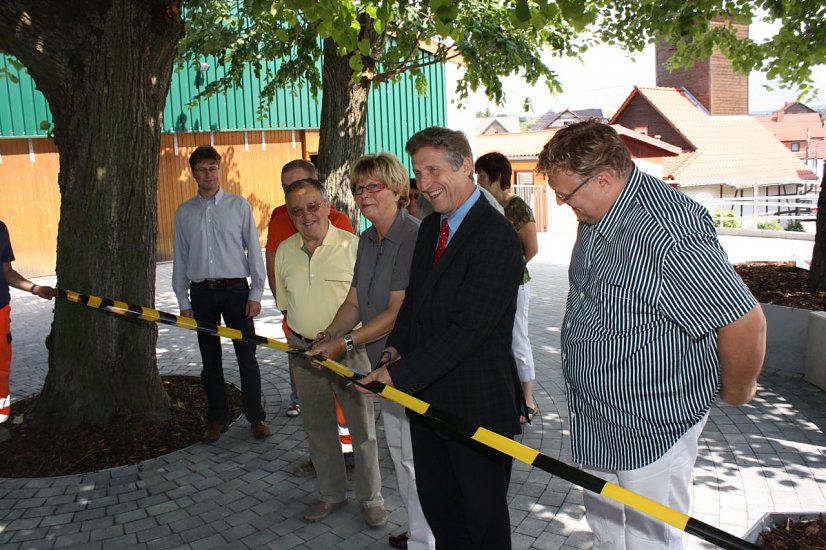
[555,174,595,203]
[288,202,323,217]
[352,182,387,196]
[193,166,220,175]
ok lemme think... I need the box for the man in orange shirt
[265,160,354,302]
[266,160,355,475]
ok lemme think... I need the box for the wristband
[30,285,38,295]
[343,334,354,352]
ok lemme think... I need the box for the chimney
[655,19,749,115]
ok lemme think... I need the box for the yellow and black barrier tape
[58,289,759,550]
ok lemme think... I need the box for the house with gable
[754,102,825,175]
[609,28,818,227]
[474,124,681,233]
[610,86,817,187]
[476,116,522,135]
[531,108,607,131]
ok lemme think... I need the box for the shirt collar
[369,208,414,246]
[594,165,642,242]
[197,187,224,204]
[441,187,481,234]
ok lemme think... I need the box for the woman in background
[475,152,539,423]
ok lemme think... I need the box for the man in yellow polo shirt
[274,178,387,528]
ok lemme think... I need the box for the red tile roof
[754,110,825,161]
[475,130,559,160]
[612,87,819,185]
[475,125,680,161]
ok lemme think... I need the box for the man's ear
[461,156,473,176]
[595,169,615,189]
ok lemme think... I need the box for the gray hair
[284,178,329,202]
[406,127,472,171]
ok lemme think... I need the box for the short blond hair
[350,152,410,209]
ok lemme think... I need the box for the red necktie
[433,218,449,265]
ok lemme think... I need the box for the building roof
[532,108,605,130]
[475,124,680,161]
[476,130,558,160]
[610,86,819,186]
[476,116,522,135]
[753,106,825,161]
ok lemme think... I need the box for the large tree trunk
[316,37,371,226]
[809,169,826,290]
[0,1,184,430]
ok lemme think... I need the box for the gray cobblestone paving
[3,232,825,549]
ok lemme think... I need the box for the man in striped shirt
[537,120,766,549]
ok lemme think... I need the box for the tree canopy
[182,0,585,112]
[183,0,824,114]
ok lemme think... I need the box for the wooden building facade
[1,52,446,276]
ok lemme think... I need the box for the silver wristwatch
[343,334,354,352]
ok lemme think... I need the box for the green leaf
[348,55,363,73]
[515,0,531,22]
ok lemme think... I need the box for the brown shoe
[251,420,271,440]
[303,499,347,522]
[363,504,388,529]
[202,422,227,443]
[292,458,316,477]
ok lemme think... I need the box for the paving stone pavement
[2,232,825,549]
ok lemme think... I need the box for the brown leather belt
[191,278,247,289]
[291,330,315,345]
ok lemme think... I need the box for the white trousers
[382,400,435,550]
[583,414,709,550]
[512,282,535,382]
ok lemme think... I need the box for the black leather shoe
[389,531,409,549]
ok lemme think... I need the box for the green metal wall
[0,53,53,137]
[1,51,447,162]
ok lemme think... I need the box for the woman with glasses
[307,152,434,550]
[475,152,539,424]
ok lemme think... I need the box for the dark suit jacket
[386,193,524,437]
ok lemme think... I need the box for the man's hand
[180,309,194,318]
[31,284,56,300]
[378,346,400,366]
[245,300,261,318]
[356,366,395,396]
[306,335,346,362]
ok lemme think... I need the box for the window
[516,172,534,185]
[791,142,800,152]
[633,126,648,136]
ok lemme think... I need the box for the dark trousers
[190,281,265,424]
[411,415,513,549]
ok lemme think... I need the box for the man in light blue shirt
[172,145,269,443]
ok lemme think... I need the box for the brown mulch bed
[0,375,241,478]
[734,261,826,311]
[759,516,826,549]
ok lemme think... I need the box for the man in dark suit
[359,127,524,549]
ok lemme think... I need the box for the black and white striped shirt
[562,166,756,470]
